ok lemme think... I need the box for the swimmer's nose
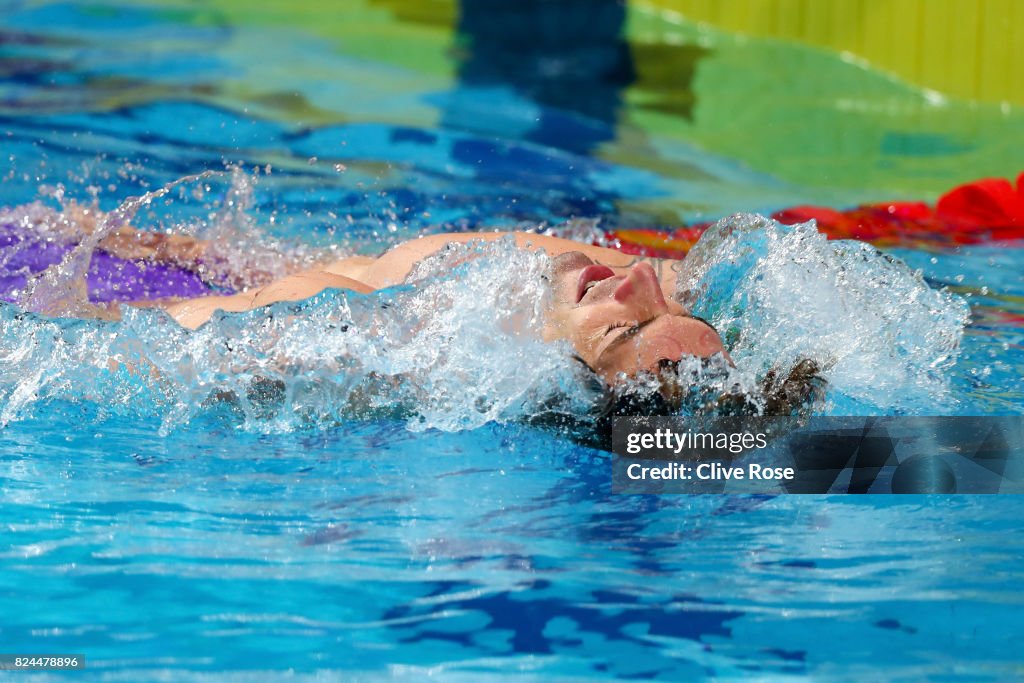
[613,262,667,309]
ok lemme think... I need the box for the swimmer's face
[544,251,730,384]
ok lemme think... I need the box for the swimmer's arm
[67,204,212,268]
[98,227,209,267]
[154,271,375,330]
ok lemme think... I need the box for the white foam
[676,213,970,413]
[0,182,971,431]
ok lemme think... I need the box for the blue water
[5,416,1024,679]
[2,2,1023,680]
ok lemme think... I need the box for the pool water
[2,1,1023,680]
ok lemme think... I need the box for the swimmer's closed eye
[595,312,722,368]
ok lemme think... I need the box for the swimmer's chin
[540,320,568,344]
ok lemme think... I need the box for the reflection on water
[454,0,635,154]
[2,417,1023,678]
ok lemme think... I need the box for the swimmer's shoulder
[320,255,376,281]
[158,270,374,330]
[355,232,518,288]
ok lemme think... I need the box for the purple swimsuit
[1,222,216,303]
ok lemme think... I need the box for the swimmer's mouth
[576,265,616,303]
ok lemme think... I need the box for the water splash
[1,172,595,433]
[542,217,620,249]
[2,169,320,317]
[196,167,311,290]
[0,238,594,433]
[676,213,970,413]
[16,171,217,316]
[0,196,973,432]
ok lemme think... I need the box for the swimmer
[79,214,823,417]
[97,227,724,380]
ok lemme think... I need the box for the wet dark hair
[753,358,828,415]
[527,357,827,449]
[600,356,822,422]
